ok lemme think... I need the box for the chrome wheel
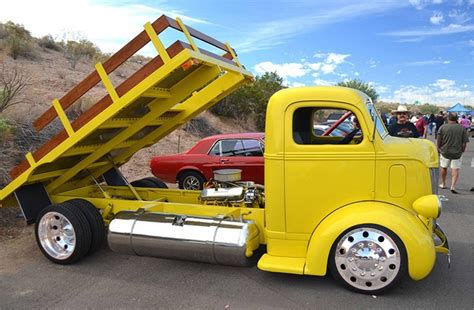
[183,175,201,190]
[37,211,76,260]
[334,227,402,292]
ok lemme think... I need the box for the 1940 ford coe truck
[0,15,449,294]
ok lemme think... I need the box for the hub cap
[38,212,76,260]
[335,227,401,291]
[183,176,201,190]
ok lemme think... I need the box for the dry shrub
[38,34,61,51]
[184,116,221,138]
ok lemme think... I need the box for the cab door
[284,102,376,234]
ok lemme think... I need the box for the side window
[242,139,264,156]
[209,141,221,156]
[293,107,362,145]
[220,139,244,156]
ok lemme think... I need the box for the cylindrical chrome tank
[108,211,260,266]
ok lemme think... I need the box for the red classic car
[150,133,265,190]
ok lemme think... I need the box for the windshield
[367,103,388,138]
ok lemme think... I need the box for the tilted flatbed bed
[1,15,252,221]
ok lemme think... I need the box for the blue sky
[1,0,473,106]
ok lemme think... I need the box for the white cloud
[430,11,444,25]
[433,0,443,3]
[368,59,378,68]
[0,0,212,54]
[468,39,474,46]
[254,61,308,78]
[384,23,474,37]
[448,10,472,24]
[383,79,473,105]
[397,70,402,74]
[321,63,337,74]
[313,78,333,86]
[432,79,456,89]
[403,59,451,66]
[234,1,409,53]
[354,72,360,76]
[409,0,428,9]
[291,82,306,87]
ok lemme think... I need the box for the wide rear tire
[131,177,168,188]
[35,203,92,265]
[65,199,105,255]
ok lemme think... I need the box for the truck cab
[259,86,448,293]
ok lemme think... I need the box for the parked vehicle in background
[150,133,265,189]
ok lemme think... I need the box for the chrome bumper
[433,223,451,268]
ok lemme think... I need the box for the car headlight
[413,194,442,219]
[429,168,439,195]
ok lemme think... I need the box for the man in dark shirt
[434,111,445,139]
[438,112,469,193]
[388,105,420,138]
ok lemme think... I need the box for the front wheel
[329,225,407,295]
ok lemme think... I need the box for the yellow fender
[304,201,436,281]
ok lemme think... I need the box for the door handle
[220,158,229,163]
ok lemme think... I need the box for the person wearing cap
[438,112,469,194]
[388,105,420,138]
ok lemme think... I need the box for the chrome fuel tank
[108,211,260,266]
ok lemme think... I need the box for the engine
[199,169,264,208]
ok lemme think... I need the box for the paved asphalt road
[1,135,473,309]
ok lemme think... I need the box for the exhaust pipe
[108,211,260,266]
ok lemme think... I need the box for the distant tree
[417,103,439,115]
[211,72,285,131]
[337,79,379,103]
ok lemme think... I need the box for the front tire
[329,224,407,295]
[35,203,92,264]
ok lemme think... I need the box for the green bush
[2,21,36,59]
[211,72,285,131]
[38,34,61,51]
[0,118,12,143]
[62,39,102,69]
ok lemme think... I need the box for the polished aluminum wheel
[37,211,76,260]
[183,175,201,190]
[334,227,401,291]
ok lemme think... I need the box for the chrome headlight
[429,168,439,194]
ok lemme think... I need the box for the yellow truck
[0,15,449,294]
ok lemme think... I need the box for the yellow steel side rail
[176,17,199,52]
[25,152,36,166]
[144,22,170,63]
[95,63,119,102]
[224,42,242,68]
[52,99,75,136]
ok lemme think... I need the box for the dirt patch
[0,205,27,242]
